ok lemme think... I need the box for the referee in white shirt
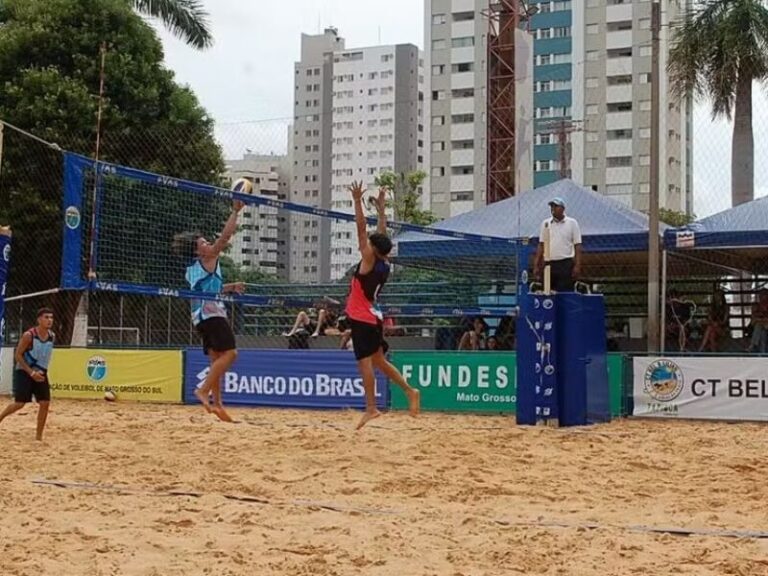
[533,197,583,292]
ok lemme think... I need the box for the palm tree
[668,0,768,207]
[131,0,212,49]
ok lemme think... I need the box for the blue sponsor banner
[184,349,388,409]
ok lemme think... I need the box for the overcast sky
[153,0,768,218]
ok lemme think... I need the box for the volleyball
[104,389,117,402]
[231,177,253,194]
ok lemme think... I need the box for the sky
[153,0,768,218]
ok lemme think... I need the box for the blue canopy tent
[663,195,768,275]
[661,196,768,351]
[394,180,667,279]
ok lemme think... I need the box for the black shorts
[548,258,575,292]
[13,370,51,403]
[196,317,236,355]
[349,319,389,360]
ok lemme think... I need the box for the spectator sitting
[383,316,406,337]
[283,298,342,339]
[747,289,768,353]
[486,336,499,351]
[458,317,488,351]
[699,288,729,352]
[494,316,516,350]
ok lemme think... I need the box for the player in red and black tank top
[347,181,420,430]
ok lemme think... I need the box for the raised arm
[374,187,387,234]
[211,199,245,256]
[350,181,373,256]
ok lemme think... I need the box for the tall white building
[293,29,424,282]
[329,44,424,280]
[425,0,534,219]
[225,153,291,279]
[292,29,344,284]
[425,0,691,217]
[571,1,692,212]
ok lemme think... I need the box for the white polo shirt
[539,216,582,261]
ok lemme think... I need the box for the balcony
[607,3,633,23]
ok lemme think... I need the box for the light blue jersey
[185,259,227,326]
[16,328,55,372]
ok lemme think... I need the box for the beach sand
[1,400,767,575]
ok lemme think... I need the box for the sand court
[1,400,767,575]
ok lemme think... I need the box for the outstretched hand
[349,180,365,202]
[373,187,387,212]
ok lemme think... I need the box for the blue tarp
[397,179,665,261]
[664,195,768,250]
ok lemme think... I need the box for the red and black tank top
[345,258,390,325]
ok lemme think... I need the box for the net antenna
[87,41,108,281]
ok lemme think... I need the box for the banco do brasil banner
[389,351,516,413]
[184,349,388,409]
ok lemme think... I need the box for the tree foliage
[373,170,438,226]
[0,0,224,340]
[668,0,768,206]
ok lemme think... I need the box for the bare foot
[355,409,381,430]
[194,389,212,413]
[407,388,421,418]
[212,405,233,423]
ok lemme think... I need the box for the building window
[432,115,445,126]
[432,39,447,50]
[431,166,445,177]
[607,75,632,85]
[432,141,446,151]
[586,158,597,169]
[432,65,445,76]
[432,90,446,101]
[451,166,474,175]
[640,127,651,138]
[432,13,446,25]
[586,78,599,88]
[451,192,473,202]
[607,102,632,112]
[607,129,633,140]
[452,11,474,22]
[451,37,475,48]
[639,155,651,166]
[607,156,633,168]
[452,62,474,73]
[451,113,474,124]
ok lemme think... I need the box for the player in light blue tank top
[172,198,245,423]
[0,307,55,440]
[186,258,228,326]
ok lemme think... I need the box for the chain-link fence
[3,0,768,355]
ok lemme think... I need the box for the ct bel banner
[184,349,388,409]
[633,356,768,421]
[48,349,182,402]
[389,352,516,413]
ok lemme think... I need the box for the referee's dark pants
[547,258,574,292]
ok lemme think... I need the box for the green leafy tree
[373,170,437,226]
[0,0,224,342]
[131,0,212,50]
[659,208,696,227]
[668,0,768,207]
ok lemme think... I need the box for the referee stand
[516,224,611,427]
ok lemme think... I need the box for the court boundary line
[31,477,768,539]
